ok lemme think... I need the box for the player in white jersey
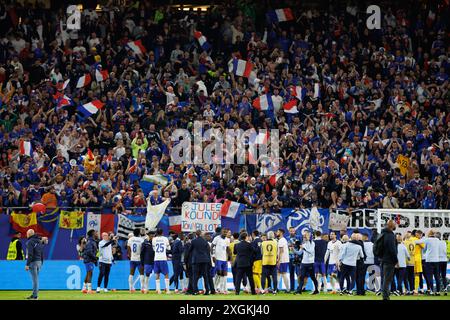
[152,228,171,294]
[324,231,342,294]
[127,229,145,292]
[211,229,230,294]
[276,229,291,292]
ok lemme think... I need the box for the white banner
[181,202,222,232]
[145,198,171,231]
[377,209,450,240]
[329,210,351,231]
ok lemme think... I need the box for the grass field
[0,290,449,300]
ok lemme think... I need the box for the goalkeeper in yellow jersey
[410,230,425,295]
[403,231,416,294]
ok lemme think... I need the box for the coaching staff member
[234,232,256,295]
[379,220,398,300]
[25,229,48,300]
[187,230,211,295]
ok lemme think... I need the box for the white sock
[282,273,290,291]
[323,275,328,292]
[165,278,170,291]
[221,276,227,292]
[214,276,220,291]
[316,275,322,291]
[156,278,161,292]
[183,278,188,290]
[140,275,144,290]
[128,275,134,290]
[144,276,149,290]
[87,283,92,291]
[82,282,87,290]
[330,276,336,291]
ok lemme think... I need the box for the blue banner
[246,208,330,235]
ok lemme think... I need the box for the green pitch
[0,291,449,300]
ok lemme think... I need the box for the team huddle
[78,225,448,296]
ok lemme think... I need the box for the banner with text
[181,202,222,232]
[378,209,450,240]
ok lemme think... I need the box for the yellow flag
[396,154,410,176]
[59,210,84,229]
[11,212,37,228]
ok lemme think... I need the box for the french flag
[228,58,253,78]
[283,99,298,113]
[127,40,146,55]
[78,100,104,118]
[19,140,33,157]
[220,200,245,219]
[95,69,109,82]
[194,31,211,51]
[168,214,181,233]
[56,95,72,110]
[269,172,283,186]
[291,86,307,101]
[56,79,70,91]
[76,74,92,88]
[267,8,294,23]
[252,94,274,111]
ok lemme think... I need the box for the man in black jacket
[169,233,184,292]
[233,232,256,295]
[25,229,47,300]
[186,230,211,295]
[82,229,99,293]
[351,231,367,296]
[183,233,194,294]
[380,220,398,300]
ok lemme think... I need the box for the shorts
[154,261,169,275]
[278,262,289,273]
[314,262,326,274]
[144,264,154,276]
[215,260,228,273]
[253,260,262,274]
[327,264,338,275]
[130,260,141,271]
[84,262,95,272]
[414,259,423,273]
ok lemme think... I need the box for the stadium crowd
[0,0,449,215]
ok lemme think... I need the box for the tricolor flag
[95,69,109,82]
[19,140,33,157]
[228,58,253,78]
[252,94,274,111]
[86,212,115,234]
[267,8,294,23]
[220,200,245,219]
[194,31,211,51]
[269,172,283,186]
[56,95,73,110]
[78,100,104,118]
[168,214,181,233]
[283,99,298,113]
[56,79,70,91]
[127,40,147,55]
[76,74,92,88]
[291,86,307,101]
